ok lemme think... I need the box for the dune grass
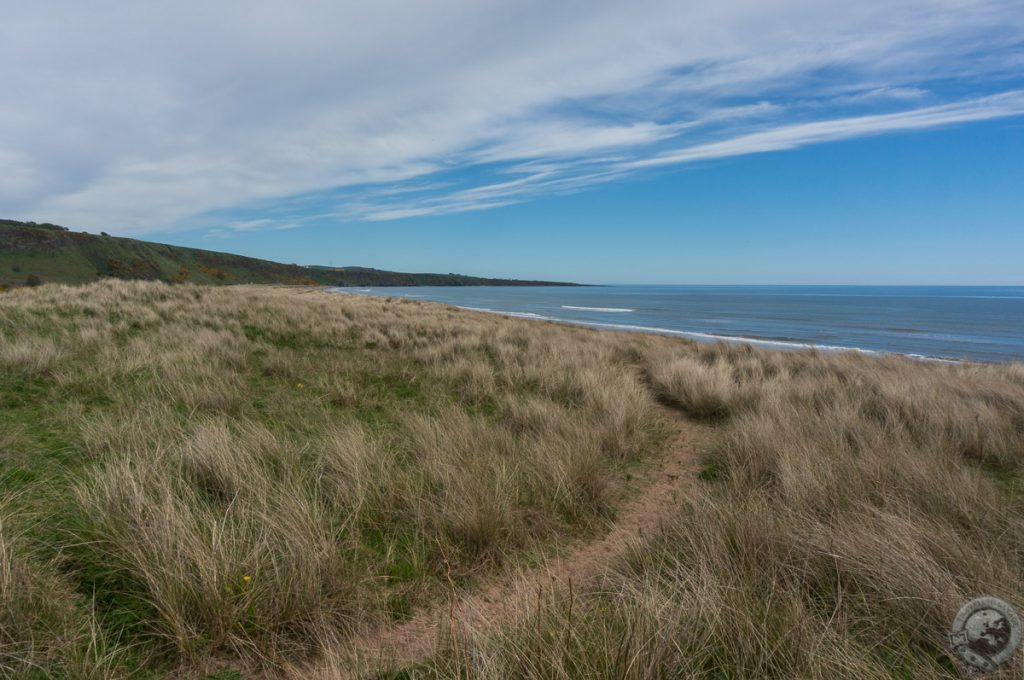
[1,281,1022,678]
[0,281,660,676]
[427,345,1024,679]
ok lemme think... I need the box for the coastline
[328,287,968,364]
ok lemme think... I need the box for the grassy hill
[0,219,578,288]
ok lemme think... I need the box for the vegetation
[0,281,654,677]
[0,281,1022,678]
[0,220,579,288]
[421,344,1024,679]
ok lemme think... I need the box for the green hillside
[0,219,578,288]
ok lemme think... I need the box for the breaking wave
[561,305,634,312]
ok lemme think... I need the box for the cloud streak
[624,90,1024,169]
[331,90,1024,221]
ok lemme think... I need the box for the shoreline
[328,287,967,364]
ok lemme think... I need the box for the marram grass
[0,281,1022,678]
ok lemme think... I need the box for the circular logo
[948,596,1021,674]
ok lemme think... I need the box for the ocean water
[330,285,1024,363]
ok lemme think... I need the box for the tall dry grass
[433,345,1024,679]
[2,281,1022,677]
[0,281,660,675]
[0,498,127,678]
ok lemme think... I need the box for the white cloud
[472,121,680,163]
[835,87,930,104]
[335,91,1024,221]
[622,90,1024,169]
[0,0,1022,233]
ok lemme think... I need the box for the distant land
[0,219,578,288]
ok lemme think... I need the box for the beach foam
[456,306,548,319]
[454,307,960,362]
[561,305,634,312]
[327,288,973,363]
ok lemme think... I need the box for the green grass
[0,218,579,288]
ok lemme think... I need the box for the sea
[329,285,1024,363]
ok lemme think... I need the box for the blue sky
[2,1,1023,284]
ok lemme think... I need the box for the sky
[2,0,1023,284]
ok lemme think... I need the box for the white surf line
[574,319,877,352]
[455,305,546,319]
[567,319,962,363]
[453,303,875,352]
[453,305,962,363]
[561,305,635,312]
[325,289,964,363]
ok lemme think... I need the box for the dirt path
[296,404,704,679]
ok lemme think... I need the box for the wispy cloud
[330,90,1024,221]
[832,87,930,105]
[470,121,681,163]
[623,90,1024,169]
[1,0,1022,234]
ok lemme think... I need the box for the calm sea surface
[330,285,1024,363]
